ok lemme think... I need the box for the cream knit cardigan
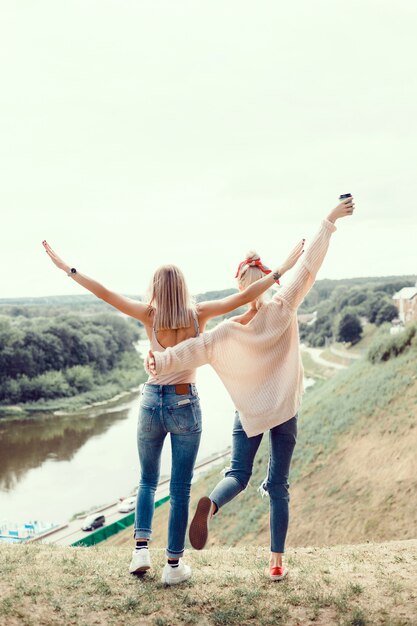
[151,219,337,437]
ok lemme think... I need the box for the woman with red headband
[146,197,355,580]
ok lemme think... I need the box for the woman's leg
[209,411,263,512]
[134,399,166,542]
[166,395,202,560]
[263,415,298,566]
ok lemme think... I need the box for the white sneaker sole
[130,564,150,575]
[161,570,192,585]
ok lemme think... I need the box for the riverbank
[0,383,144,421]
[0,360,147,421]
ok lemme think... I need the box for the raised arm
[198,239,306,322]
[42,240,151,324]
[276,197,355,309]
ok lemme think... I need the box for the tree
[337,313,363,344]
[375,302,398,326]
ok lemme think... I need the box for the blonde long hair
[236,250,266,310]
[148,265,196,330]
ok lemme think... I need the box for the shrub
[65,365,95,393]
[18,371,72,402]
[367,324,417,363]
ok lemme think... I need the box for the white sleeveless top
[146,310,200,385]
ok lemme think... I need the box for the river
[0,340,235,526]
[0,340,314,527]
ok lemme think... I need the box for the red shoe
[269,565,288,581]
[189,496,212,550]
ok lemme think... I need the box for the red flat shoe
[269,565,288,581]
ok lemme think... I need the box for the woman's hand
[145,350,157,375]
[279,239,306,275]
[42,240,70,273]
[327,197,355,224]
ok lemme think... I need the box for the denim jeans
[134,383,202,559]
[209,411,297,553]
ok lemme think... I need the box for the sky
[1,0,416,299]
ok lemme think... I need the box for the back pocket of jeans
[138,404,156,433]
[168,399,201,433]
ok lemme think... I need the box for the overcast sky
[1,0,416,299]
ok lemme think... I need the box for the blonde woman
[146,198,355,580]
[42,240,304,584]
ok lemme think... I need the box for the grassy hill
[109,325,416,552]
[1,540,416,625]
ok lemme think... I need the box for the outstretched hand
[42,240,70,273]
[280,239,305,274]
[327,197,355,223]
[145,350,157,375]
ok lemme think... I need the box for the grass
[1,540,416,626]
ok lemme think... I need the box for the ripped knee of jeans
[258,476,269,498]
[259,479,290,500]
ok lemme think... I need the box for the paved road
[329,345,362,360]
[301,345,347,370]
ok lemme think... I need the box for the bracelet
[272,270,281,281]
[67,268,77,277]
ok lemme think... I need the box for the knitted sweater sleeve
[151,332,214,376]
[275,219,337,309]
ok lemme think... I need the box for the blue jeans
[210,412,297,553]
[134,383,202,559]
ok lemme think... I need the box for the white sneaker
[129,548,151,574]
[161,560,192,585]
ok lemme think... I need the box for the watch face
[71,268,77,274]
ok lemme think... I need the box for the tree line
[0,314,141,404]
[299,279,412,346]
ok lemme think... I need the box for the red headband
[235,259,280,284]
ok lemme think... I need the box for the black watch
[67,267,77,276]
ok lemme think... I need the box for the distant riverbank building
[392,282,417,323]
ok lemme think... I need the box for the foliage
[337,313,363,344]
[367,324,417,364]
[300,275,415,313]
[0,314,141,404]
[299,316,332,347]
[298,277,415,346]
[374,302,398,326]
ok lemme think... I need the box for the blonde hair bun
[245,250,260,266]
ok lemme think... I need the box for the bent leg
[210,412,263,511]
